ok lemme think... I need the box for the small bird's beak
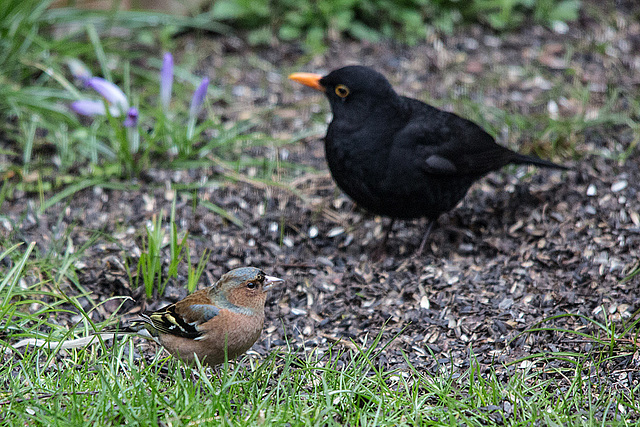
[288,72,325,92]
[263,275,284,291]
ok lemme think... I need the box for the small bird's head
[213,267,283,312]
[289,65,398,124]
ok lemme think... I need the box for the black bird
[289,65,568,252]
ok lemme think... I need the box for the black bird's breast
[324,102,405,217]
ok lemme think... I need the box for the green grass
[1,240,639,425]
[130,203,209,299]
[3,326,640,425]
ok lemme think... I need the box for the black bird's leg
[416,220,436,256]
[381,218,396,248]
[372,218,396,259]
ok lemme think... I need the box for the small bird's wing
[145,289,220,339]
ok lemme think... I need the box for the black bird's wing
[401,98,567,175]
[394,104,513,177]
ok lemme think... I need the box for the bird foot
[414,221,436,257]
[371,243,388,261]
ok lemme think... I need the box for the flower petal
[66,58,92,84]
[71,99,107,116]
[123,107,139,128]
[87,77,129,113]
[189,77,209,120]
[160,52,173,111]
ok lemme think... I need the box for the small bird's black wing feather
[145,303,219,339]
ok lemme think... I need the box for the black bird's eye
[335,84,350,98]
[247,281,259,290]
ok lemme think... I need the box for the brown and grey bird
[8,267,283,367]
[128,267,283,366]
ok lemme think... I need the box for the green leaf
[279,25,301,41]
[210,0,247,20]
[549,0,580,22]
[348,22,381,43]
[247,26,273,45]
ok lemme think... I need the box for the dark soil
[3,5,640,389]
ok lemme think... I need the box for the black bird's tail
[511,153,570,170]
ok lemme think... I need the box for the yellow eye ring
[335,84,350,98]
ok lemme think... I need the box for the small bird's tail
[511,153,570,170]
[5,328,156,352]
[102,318,151,334]
[5,318,159,353]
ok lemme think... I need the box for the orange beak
[288,72,325,92]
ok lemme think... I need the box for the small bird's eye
[247,281,259,290]
[335,84,350,98]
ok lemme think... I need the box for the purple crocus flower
[71,99,108,116]
[72,77,129,119]
[123,107,139,128]
[189,77,209,120]
[87,77,129,114]
[160,52,173,112]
